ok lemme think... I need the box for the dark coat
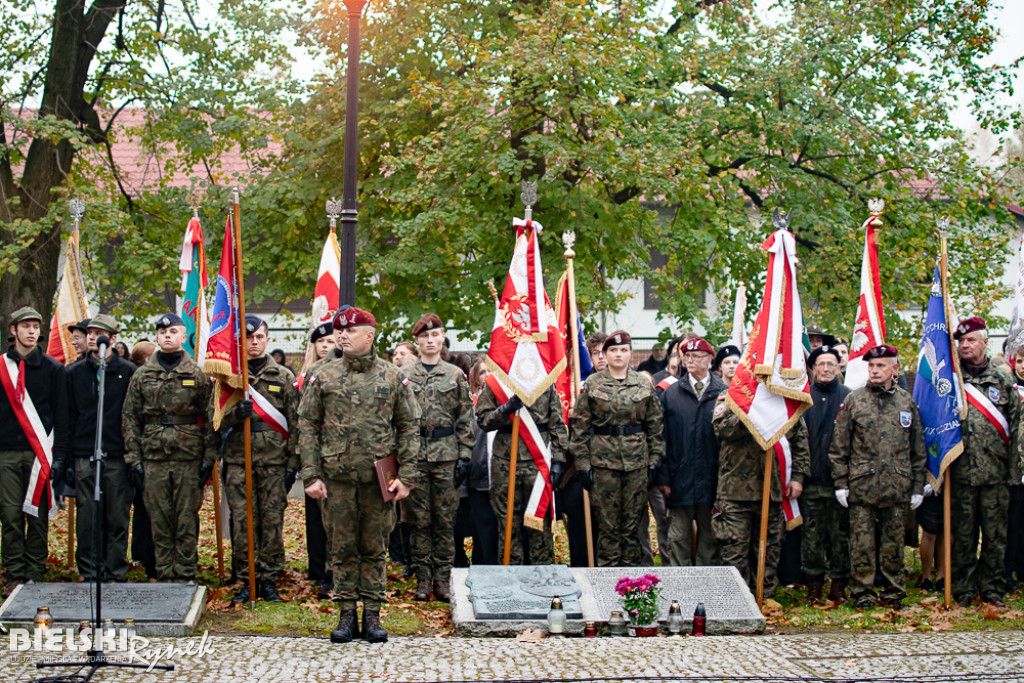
[805,378,851,488]
[0,346,69,462]
[656,372,726,507]
[66,352,137,459]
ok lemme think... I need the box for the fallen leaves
[516,628,546,642]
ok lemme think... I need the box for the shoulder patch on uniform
[181,379,196,387]
[268,383,282,393]
[989,387,1000,402]
[900,411,912,428]
[713,402,726,417]
[402,377,410,386]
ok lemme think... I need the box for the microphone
[96,335,111,357]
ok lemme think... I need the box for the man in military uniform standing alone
[299,307,422,644]
[951,317,1022,606]
[404,314,473,602]
[123,314,217,582]
[220,315,299,604]
[829,345,926,609]
[571,331,664,566]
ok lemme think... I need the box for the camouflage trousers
[225,463,287,583]
[951,483,1008,600]
[665,505,717,567]
[712,499,784,597]
[142,460,203,582]
[0,450,50,582]
[489,460,554,566]
[591,467,648,567]
[405,460,458,581]
[75,456,132,581]
[799,488,850,581]
[323,477,396,611]
[849,504,905,604]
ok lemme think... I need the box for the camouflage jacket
[959,361,1023,486]
[569,369,664,471]
[297,346,422,487]
[828,382,926,507]
[405,359,474,463]
[122,352,217,467]
[476,381,567,474]
[711,396,809,502]
[217,356,299,470]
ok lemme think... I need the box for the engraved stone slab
[0,582,207,637]
[466,565,582,620]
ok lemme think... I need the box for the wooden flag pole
[66,499,75,566]
[232,189,257,607]
[943,474,952,608]
[502,414,522,565]
[211,465,226,581]
[755,449,774,607]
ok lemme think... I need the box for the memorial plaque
[466,565,582,620]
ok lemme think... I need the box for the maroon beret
[333,307,376,330]
[602,330,632,352]
[954,316,986,340]
[411,313,443,338]
[680,337,715,355]
[864,344,899,360]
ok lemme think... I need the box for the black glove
[236,399,254,420]
[199,463,214,488]
[64,461,77,489]
[549,461,565,489]
[453,458,471,488]
[498,394,524,417]
[648,465,658,488]
[131,464,145,492]
[579,467,594,491]
[284,470,297,492]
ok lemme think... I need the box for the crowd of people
[1,304,1022,644]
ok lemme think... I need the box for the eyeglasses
[814,361,838,369]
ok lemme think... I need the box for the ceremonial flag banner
[554,272,593,419]
[311,230,341,324]
[845,210,887,389]
[45,232,90,365]
[913,266,965,487]
[179,216,210,361]
[204,217,244,428]
[1005,229,1024,357]
[729,283,748,350]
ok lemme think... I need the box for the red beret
[333,307,376,330]
[602,330,632,352]
[411,313,443,338]
[865,344,899,360]
[954,316,986,340]
[680,337,715,355]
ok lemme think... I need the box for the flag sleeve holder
[756,449,773,607]
[502,414,521,565]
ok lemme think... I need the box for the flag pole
[562,231,594,567]
[756,449,773,607]
[232,189,257,607]
[939,222,955,610]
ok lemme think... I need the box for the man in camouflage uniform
[711,392,809,597]
[404,314,473,602]
[123,313,217,582]
[952,317,1022,607]
[571,331,664,566]
[299,307,422,644]
[219,315,299,605]
[829,344,926,609]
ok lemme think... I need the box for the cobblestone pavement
[4,631,1023,682]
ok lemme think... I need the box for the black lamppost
[340,0,367,306]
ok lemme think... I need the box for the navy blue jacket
[656,372,726,507]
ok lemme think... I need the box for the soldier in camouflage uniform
[299,307,422,644]
[711,394,809,597]
[829,345,926,609]
[123,314,217,582]
[570,331,664,566]
[952,317,1023,607]
[404,314,473,602]
[219,315,299,605]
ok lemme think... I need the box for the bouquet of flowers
[615,574,662,626]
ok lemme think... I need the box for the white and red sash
[485,373,554,530]
[964,382,1009,444]
[773,436,802,530]
[250,384,289,438]
[0,356,57,518]
[656,376,679,392]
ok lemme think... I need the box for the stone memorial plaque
[466,565,582,620]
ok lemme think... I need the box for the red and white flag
[845,208,887,389]
[204,217,244,429]
[45,231,90,365]
[311,230,341,325]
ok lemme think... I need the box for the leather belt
[498,424,548,434]
[592,424,643,436]
[146,415,199,426]
[420,426,455,439]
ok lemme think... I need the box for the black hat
[808,345,841,368]
[310,321,333,342]
[155,313,185,330]
[245,314,266,335]
[712,344,742,371]
[68,318,91,334]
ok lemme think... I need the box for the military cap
[10,306,43,325]
[68,318,91,333]
[245,314,266,335]
[713,344,742,371]
[602,330,632,351]
[805,324,837,347]
[864,344,899,360]
[680,337,715,356]
[833,336,849,347]
[412,313,443,338]
[807,345,841,367]
[87,314,120,335]
[954,316,986,340]
[310,321,333,343]
[333,307,376,329]
[155,313,185,330]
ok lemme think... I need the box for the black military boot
[362,610,388,643]
[330,609,359,643]
[805,575,824,605]
[261,580,284,603]
[230,584,250,605]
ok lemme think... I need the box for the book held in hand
[374,453,399,502]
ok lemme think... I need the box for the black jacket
[66,352,137,459]
[656,372,725,507]
[0,346,69,463]
[805,378,851,487]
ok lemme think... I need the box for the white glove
[835,489,849,508]
[910,494,924,510]
[923,483,935,497]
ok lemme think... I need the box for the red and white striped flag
[844,208,887,389]
[45,231,90,365]
[311,230,341,325]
